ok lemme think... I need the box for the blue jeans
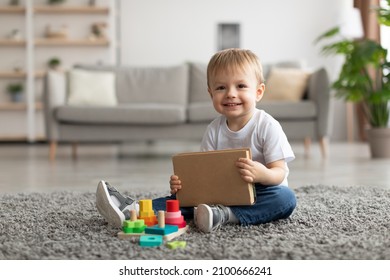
[152,184,296,226]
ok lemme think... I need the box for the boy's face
[208,67,265,130]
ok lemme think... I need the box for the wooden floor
[0,140,389,194]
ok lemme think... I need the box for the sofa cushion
[116,65,189,106]
[263,61,304,79]
[257,101,316,119]
[188,102,219,122]
[263,67,309,102]
[74,64,189,106]
[55,104,186,125]
[67,69,117,106]
[189,63,209,103]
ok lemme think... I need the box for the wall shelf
[0,103,27,111]
[0,0,115,142]
[0,39,26,46]
[35,38,109,46]
[0,6,26,14]
[0,102,42,111]
[0,71,27,78]
[0,71,46,79]
[34,6,109,14]
[0,135,29,141]
[34,71,46,78]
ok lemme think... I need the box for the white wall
[119,0,353,141]
[120,0,345,67]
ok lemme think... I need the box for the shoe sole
[96,180,125,228]
[195,204,213,233]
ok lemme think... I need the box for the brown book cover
[172,148,256,207]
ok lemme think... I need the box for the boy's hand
[236,158,265,183]
[236,158,286,185]
[169,175,182,194]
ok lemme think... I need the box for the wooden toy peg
[130,209,137,221]
[158,210,165,228]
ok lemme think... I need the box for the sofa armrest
[43,71,67,141]
[307,68,331,139]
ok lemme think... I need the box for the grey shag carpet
[0,185,389,260]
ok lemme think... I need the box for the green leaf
[320,41,354,56]
[377,7,390,26]
[314,27,340,44]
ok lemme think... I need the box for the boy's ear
[208,88,213,98]
[256,83,265,102]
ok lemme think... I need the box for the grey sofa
[44,62,330,160]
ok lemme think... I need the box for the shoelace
[106,182,135,211]
[211,205,229,231]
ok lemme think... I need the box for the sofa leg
[304,137,311,158]
[49,141,57,161]
[319,137,328,158]
[72,142,78,160]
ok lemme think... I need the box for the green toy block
[122,219,146,234]
[123,227,133,233]
[123,220,135,228]
[144,224,178,235]
[133,220,146,233]
[166,241,187,249]
[140,235,163,247]
[122,220,134,233]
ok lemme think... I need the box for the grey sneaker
[96,180,137,228]
[195,204,229,233]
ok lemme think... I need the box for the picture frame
[217,23,240,50]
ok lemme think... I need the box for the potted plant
[316,4,390,158]
[47,57,61,70]
[6,83,23,103]
[47,0,66,5]
[9,0,20,6]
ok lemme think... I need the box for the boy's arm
[236,158,286,186]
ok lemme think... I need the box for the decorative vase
[10,92,23,103]
[367,127,390,158]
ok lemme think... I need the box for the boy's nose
[226,88,237,98]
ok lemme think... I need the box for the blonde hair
[207,48,264,88]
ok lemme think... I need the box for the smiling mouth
[223,103,242,107]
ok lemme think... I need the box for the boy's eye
[238,84,247,88]
[216,86,225,91]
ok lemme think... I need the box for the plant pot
[10,92,23,103]
[367,127,390,158]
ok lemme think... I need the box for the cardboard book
[172,148,256,207]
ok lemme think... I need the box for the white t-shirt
[200,108,295,186]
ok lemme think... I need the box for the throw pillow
[67,69,117,106]
[262,68,309,102]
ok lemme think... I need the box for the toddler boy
[96,48,296,232]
